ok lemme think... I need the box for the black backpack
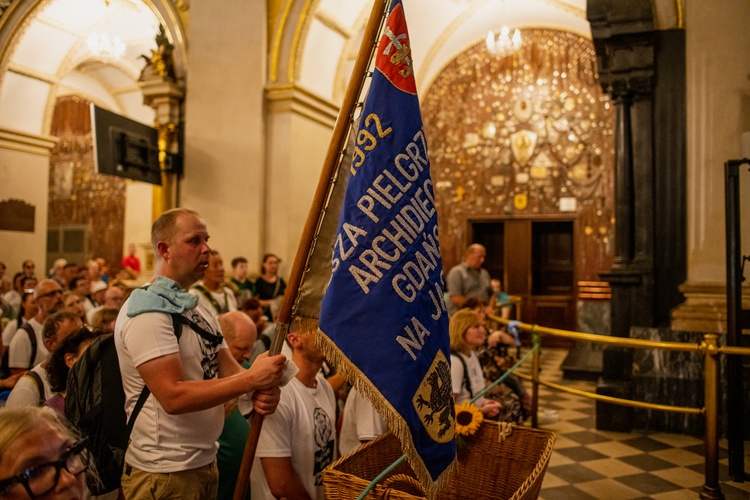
[64,312,223,495]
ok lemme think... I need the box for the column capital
[139,76,185,127]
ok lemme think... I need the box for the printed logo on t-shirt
[312,407,334,485]
[188,311,220,380]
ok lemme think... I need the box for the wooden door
[471,217,576,348]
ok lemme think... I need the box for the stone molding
[265,84,339,128]
[671,281,750,333]
[0,127,57,156]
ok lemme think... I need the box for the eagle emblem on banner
[413,350,455,443]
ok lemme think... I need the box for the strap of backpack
[20,323,37,370]
[450,349,473,398]
[25,370,45,406]
[125,312,186,433]
[171,313,223,347]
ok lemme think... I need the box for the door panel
[471,222,504,282]
[504,220,532,296]
[470,218,576,348]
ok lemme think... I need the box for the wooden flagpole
[232,1,389,498]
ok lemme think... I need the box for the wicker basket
[323,422,555,500]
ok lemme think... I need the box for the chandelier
[486,0,522,57]
[87,32,126,61]
[86,0,125,62]
[486,26,522,57]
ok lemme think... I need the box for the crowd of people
[0,213,542,500]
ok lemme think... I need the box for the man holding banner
[317,0,457,495]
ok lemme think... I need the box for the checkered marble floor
[524,348,750,499]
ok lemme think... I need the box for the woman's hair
[463,297,485,310]
[11,271,24,290]
[0,407,77,463]
[17,291,34,326]
[62,290,82,311]
[46,326,99,393]
[449,308,480,354]
[89,307,119,333]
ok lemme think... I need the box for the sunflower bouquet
[454,401,484,451]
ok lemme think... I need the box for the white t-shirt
[2,317,23,349]
[115,302,228,473]
[251,373,337,500]
[450,350,487,407]
[8,318,48,369]
[339,387,387,456]
[6,364,52,407]
[2,290,21,316]
[189,284,238,317]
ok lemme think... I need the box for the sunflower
[454,401,483,436]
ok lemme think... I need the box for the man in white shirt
[6,310,82,407]
[8,279,64,374]
[115,207,286,500]
[190,250,238,317]
[252,330,337,500]
[339,387,387,456]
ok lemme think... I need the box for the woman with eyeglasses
[0,406,89,499]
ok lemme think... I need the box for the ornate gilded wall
[423,29,615,281]
[48,96,125,270]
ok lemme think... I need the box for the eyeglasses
[0,438,88,498]
[37,289,63,299]
[23,264,35,268]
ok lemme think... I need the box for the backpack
[64,312,223,495]
[1,322,37,377]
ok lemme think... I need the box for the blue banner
[318,0,456,492]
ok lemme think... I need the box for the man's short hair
[209,249,220,257]
[42,310,81,342]
[466,243,486,256]
[151,207,201,251]
[231,257,247,268]
[69,276,85,291]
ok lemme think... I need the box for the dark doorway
[471,217,576,348]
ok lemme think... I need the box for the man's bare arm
[137,350,285,415]
[261,456,312,500]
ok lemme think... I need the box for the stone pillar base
[671,281,750,333]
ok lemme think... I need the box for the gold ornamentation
[510,129,537,166]
[514,193,527,210]
[422,28,616,277]
[139,25,175,81]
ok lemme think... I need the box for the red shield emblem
[375,3,417,95]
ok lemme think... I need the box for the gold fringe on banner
[317,331,457,500]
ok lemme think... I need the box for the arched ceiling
[302,0,589,101]
[0,0,163,135]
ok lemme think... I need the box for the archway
[0,0,187,276]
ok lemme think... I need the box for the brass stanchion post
[700,333,724,500]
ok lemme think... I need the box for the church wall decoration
[422,28,615,281]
